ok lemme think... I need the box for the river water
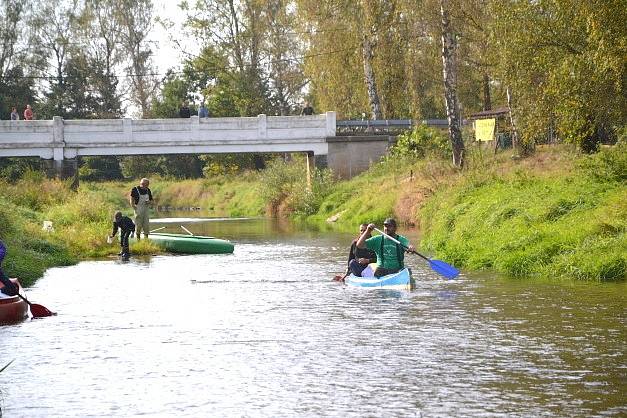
[1,218,625,417]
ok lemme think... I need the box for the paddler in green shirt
[356,218,415,277]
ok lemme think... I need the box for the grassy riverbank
[300,143,626,281]
[419,145,627,281]
[0,143,625,284]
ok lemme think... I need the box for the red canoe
[0,279,29,324]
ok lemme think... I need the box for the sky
[150,0,193,74]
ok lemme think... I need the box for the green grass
[420,145,626,281]
[0,143,624,283]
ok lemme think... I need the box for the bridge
[0,113,421,179]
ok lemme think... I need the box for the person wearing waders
[0,240,19,297]
[129,178,153,240]
[109,212,135,258]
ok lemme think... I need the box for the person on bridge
[130,178,153,240]
[0,240,18,297]
[347,223,377,277]
[109,212,135,258]
[356,218,415,278]
[301,101,314,116]
[23,104,33,120]
[179,101,191,118]
[198,102,209,118]
[10,107,19,120]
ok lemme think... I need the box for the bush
[578,142,627,182]
[389,125,451,159]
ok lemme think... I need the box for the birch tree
[440,0,464,167]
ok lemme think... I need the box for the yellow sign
[475,118,496,142]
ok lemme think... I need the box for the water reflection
[0,218,625,417]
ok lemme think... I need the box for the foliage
[0,158,42,182]
[258,157,304,213]
[577,142,627,183]
[420,145,626,281]
[290,168,337,217]
[119,155,203,179]
[390,125,451,159]
[78,156,124,181]
[488,0,627,152]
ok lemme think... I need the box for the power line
[0,44,360,81]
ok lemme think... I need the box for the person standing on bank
[130,178,153,240]
[347,223,377,277]
[109,212,135,258]
[356,218,415,278]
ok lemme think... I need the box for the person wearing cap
[356,218,415,277]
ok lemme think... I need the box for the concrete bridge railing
[0,112,410,179]
[0,113,337,162]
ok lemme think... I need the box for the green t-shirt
[365,234,409,270]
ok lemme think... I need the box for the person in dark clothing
[0,240,18,297]
[348,223,377,277]
[179,101,191,118]
[109,212,135,258]
[301,101,314,116]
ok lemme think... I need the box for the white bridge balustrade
[0,112,402,179]
[0,113,335,160]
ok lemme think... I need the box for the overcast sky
[151,0,192,74]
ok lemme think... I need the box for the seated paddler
[347,223,377,277]
[356,218,415,278]
[0,240,18,297]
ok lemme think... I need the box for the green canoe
[148,233,234,254]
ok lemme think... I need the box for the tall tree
[116,0,158,118]
[32,0,78,118]
[439,0,464,167]
[263,0,307,115]
[77,0,125,118]
[183,0,273,116]
[489,0,627,152]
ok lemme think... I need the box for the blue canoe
[345,268,415,290]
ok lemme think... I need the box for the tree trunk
[482,73,491,111]
[362,35,383,120]
[440,0,465,168]
[506,86,520,152]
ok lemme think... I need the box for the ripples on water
[0,220,625,417]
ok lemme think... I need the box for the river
[1,218,625,417]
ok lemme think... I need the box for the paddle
[373,227,459,279]
[333,269,350,282]
[149,226,166,233]
[17,294,56,318]
[180,225,194,236]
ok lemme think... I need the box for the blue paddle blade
[428,259,459,279]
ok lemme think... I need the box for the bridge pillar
[306,151,314,190]
[41,158,77,181]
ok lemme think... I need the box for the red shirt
[24,108,33,120]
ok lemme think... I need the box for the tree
[439,0,464,167]
[116,0,158,118]
[263,0,307,115]
[489,0,627,152]
[183,0,273,116]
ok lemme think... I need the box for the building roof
[469,107,510,119]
